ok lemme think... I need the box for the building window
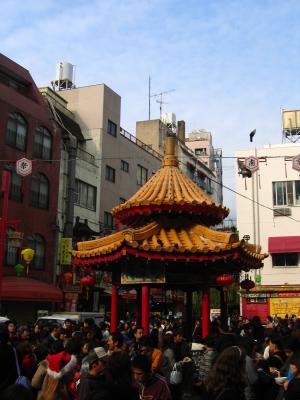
[30,174,49,209]
[104,212,114,229]
[120,197,126,204]
[272,253,298,268]
[105,165,115,183]
[107,120,117,137]
[33,126,52,160]
[5,228,19,266]
[195,148,207,156]
[121,160,129,173]
[27,234,46,270]
[9,171,23,202]
[273,181,300,206]
[6,112,27,151]
[137,164,148,186]
[75,180,97,211]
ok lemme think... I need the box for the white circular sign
[16,158,32,176]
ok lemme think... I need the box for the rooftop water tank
[55,62,74,83]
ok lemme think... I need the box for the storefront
[241,286,300,320]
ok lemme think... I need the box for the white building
[236,143,300,319]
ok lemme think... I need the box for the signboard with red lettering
[244,156,259,172]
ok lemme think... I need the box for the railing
[77,147,96,165]
[120,128,162,160]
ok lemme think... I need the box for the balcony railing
[120,128,162,160]
[77,147,96,165]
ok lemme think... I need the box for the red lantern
[63,272,73,284]
[216,274,234,287]
[240,279,255,290]
[80,276,95,286]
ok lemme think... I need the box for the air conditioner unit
[273,207,291,217]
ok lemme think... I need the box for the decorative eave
[241,285,300,293]
[70,221,268,269]
[112,136,229,226]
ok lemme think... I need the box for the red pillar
[202,288,210,338]
[110,284,118,332]
[0,171,10,300]
[141,285,150,335]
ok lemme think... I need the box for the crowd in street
[0,314,300,400]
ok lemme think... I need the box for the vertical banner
[60,238,72,265]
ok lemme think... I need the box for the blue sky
[1,0,300,217]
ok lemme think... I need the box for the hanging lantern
[7,231,24,248]
[216,274,234,287]
[255,275,261,285]
[21,248,35,275]
[15,263,25,277]
[80,276,96,300]
[240,279,255,290]
[63,272,73,284]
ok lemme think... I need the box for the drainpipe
[63,134,77,238]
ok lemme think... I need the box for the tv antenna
[148,78,175,119]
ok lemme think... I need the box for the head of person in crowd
[63,319,73,331]
[50,323,61,339]
[81,341,90,357]
[87,347,108,376]
[236,335,256,358]
[282,336,298,359]
[289,352,300,378]
[173,328,185,344]
[133,326,144,343]
[1,384,34,400]
[205,346,246,395]
[83,318,95,330]
[86,329,97,342]
[132,354,152,385]
[266,315,273,325]
[34,344,48,363]
[108,332,124,353]
[6,322,16,337]
[268,333,283,354]
[292,321,300,342]
[17,325,30,340]
[202,335,216,351]
[106,351,132,386]
[162,333,174,351]
[139,336,153,356]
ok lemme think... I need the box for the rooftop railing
[120,128,162,160]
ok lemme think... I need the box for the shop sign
[270,298,300,318]
[16,158,32,176]
[121,264,165,284]
[244,156,259,172]
[63,285,82,293]
[60,238,72,265]
[65,292,79,300]
[245,293,267,298]
[270,292,299,298]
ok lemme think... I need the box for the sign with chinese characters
[121,264,165,284]
[16,158,32,176]
[270,297,300,318]
[292,154,300,171]
[60,238,72,265]
[244,156,259,172]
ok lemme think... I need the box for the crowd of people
[0,314,299,399]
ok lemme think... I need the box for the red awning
[268,236,300,253]
[2,277,63,302]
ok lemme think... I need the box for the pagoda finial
[163,135,178,167]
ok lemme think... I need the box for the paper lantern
[80,276,95,287]
[63,272,73,284]
[15,263,25,276]
[240,279,255,290]
[216,274,234,287]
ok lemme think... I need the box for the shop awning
[268,236,300,253]
[2,277,63,302]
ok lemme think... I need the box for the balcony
[120,128,162,160]
[77,147,96,165]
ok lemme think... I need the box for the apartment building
[236,142,300,319]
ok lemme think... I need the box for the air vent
[273,207,291,217]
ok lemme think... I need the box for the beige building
[53,84,161,234]
[136,119,223,206]
[236,143,300,319]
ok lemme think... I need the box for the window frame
[33,126,52,161]
[137,164,148,186]
[9,171,23,202]
[5,228,19,267]
[30,174,49,209]
[272,252,299,268]
[104,211,114,229]
[6,112,28,152]
[105,165,116,183]
[273,180,300,207]
[107,120,117,137]
[121,160,129,173]
[75,179,97,211]
[27,234,46,270]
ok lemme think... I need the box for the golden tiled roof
[112,137,228,224]
[71,221,267,265]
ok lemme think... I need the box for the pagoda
[71,135,267,336]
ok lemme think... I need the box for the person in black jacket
[0,327,18,394]
[284,352,300,400]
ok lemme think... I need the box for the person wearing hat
[78,347,108,400]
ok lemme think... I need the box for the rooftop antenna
[150,88,175,118]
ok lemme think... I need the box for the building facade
[0,54,62,321]
[236,143,300,319]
